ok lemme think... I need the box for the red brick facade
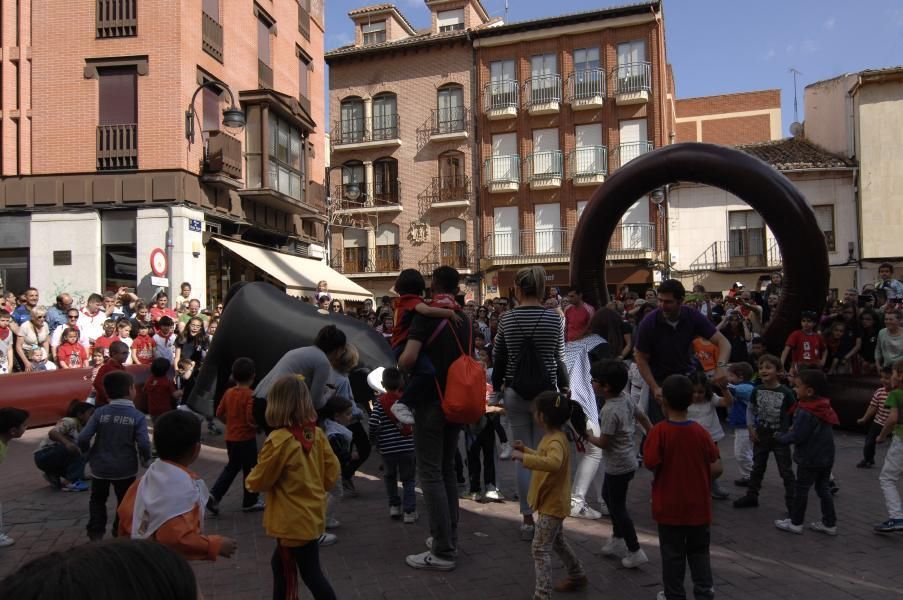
[674,89,780,144]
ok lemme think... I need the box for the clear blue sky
[324,0,903,134]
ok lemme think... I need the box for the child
[781,311,826,374]
[208,357,263,514]
[0,310,13,374]
[144,358,180,421]
[857,366,893,468]
[112,319,133,364]
[246,375,340,598]
[93,318,118,359]
[692,336,719,376]
[118,410,237,561]
[319,395,356,532]
[733,354,796,511]
[0,407,29,547]
[92,341,129,407]
[586,360,652,569]
[57,327,88,369]
[90,348,105,367]
[33,400,94,492]
[131,321,156,365]
[388,268,462,425]
[874,359,903,533]
[644,375,721,600]
[30,347,57,372]
[77,371,152,541]
[511,391,588,598]
[153,316,177,363]
[775,369,838,535]
[726,362,756,486]
[174,358,196,406]
[368,367,418,522]
[687,372,733,500]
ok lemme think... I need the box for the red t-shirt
[149,307,178,333]
[94,335,116,358]
[58,341,88,368]
[132,335,156,365]
[785,330,826,365]
[391,293,460,349]
[93,360,127,407]
[144,375,176,417]
[565,303,594,342]
[215,386,257,441]
[643,420,719,526]
[378,390,412,437]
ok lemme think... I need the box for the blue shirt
[635,305,717,381]
[727,381,755,428]
[45,305,68,334]
[11,305,32,325]
[77,399,151,480]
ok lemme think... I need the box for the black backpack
[509,311,555,401]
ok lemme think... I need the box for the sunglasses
[68,315,79,319]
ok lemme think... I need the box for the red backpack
[429,320,486,425]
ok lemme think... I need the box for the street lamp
[185,80,245,145]
[325,165,362,264]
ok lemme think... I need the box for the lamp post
[325,165,361,266]
[185,80,246,145]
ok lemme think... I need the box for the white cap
[367,367,387,394]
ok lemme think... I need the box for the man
[102,293,125,318]
[11,287,39,334]
[77,294,107,350]
[178,299,209,332]
[46,293,73,334]
[736,290,764,334]
[633,279,732,423]
[149,292,177,327]
[399,266,469,572]
[842,288,859,308]
[564,287,594,342]
[877,263,903,301]
[494,296,509,315]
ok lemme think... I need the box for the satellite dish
[789,122,803,137]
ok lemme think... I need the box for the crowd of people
[1,262,903,600]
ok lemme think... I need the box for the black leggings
[271,540,336,600]
[467,422,496,492]
[342,421,371,481]
[488,414,507,444]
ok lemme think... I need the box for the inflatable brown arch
[570,142,830,352]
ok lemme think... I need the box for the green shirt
[0,439,7,464]
[885,388,903,438]
[179,313,209,325]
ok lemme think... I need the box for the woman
[174,317,208,367]
[475,306,492,341]
[376,313,393,340]
[488,312,499,341]
[365,311,379,328]
[492,265,568,540]
[858,309,881,375]
[717,311,751,363]
[16,307,50,372]
[328,299,344,315]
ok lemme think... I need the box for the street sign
[151,276,170,287]
[150,248,167,277]
[188,219,202,232]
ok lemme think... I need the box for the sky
[323,0,903,134]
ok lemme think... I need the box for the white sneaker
[391,402,415,425]
[242,499,265,512]
[318,533,337,546]
[498,442,512,460]
[570,501,602,520]
[325,517,341,529]
[389,505,402,519]
[406,550,455,571]
[403,511,419,524]
[808,521,837,536]
[600,536,628,558]
[774,518,803,534]
[483,486,504,502]
[0,532,14,547]
[621,548,649,569]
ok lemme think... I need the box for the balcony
[525,150,563,190]
[97,124,138,171]
[566,69,606,110]
[331,182,403,215]
[483,155,520,193]
[483,81,518,120]
[614,62,651,105]
[202,11,224,63]
[423,175,471,210]
[524,74,561,115]
[203,131,242,187]
[689,240,782,272]
[419,243,473,274]
[428,107,469,142]
[331,115,401,151]
[608,222,656,259]
[331,247,402,276]
[258,60,273,89]
[613,141,654,169]
[97,0,137,38]
[568,146,607,187]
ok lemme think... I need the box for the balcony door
[493,206,518,256]
[729,210,766,267]
[372,94,397,140]
[530,53,558,103]
[375,224,400,272]
[437,85,464,133]
[342,228,368,273]
[373,158,398,205]
[618,119,648,166]
[340,98,364,143]
[532,128,559,176]
[575,123,603,174]
[489,59,516,107]
[438,151,465,201]
[491,133,517,181]
[440,219,467,269]
[535,203,561,254]
[617,40,646,80]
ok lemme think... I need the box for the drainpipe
[165,207,175,302]
[468,29,482,303]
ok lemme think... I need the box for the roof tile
[736,137,855,171]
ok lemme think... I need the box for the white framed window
[438,9,464,32]
[813,204,836,251]
[532,128,559,176]
[535,203,561,254]
[617,40,646,66]
[493,206,519,256]
[362,20,386,45]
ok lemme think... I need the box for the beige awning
[210,237,372,302]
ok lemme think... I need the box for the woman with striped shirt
[492,266,569,541]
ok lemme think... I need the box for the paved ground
[1,424,902,599]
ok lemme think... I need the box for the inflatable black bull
[186,282,394,416]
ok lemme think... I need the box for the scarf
[287,420,319,453]
[789,397,840,425]
[131,460,208,540]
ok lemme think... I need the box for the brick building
[0,0,370,306]
[673,89,782,144]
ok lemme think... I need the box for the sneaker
[621,548,649,569]
[318,533,337,546]
[734,477,751,487]
[389,505,402,519]
[325,517,341,529]
[856,460,874,469]
[403,511,419,524]
[0,533,14,547]
[774,518,803,534]
[520,524,535,541]
[342,478,359,498]
[42,472,63,490]
[600,537,628,558]
[391,402,415,425]
[711,482,730,500]
[732,494,759,509]
[873,518,903,533]
[498,442,513,460]
[242,499,265,512]
[553,575,588,592]
[63,480,90,492]
[598,500,610,516]
[206,497,220,517]
[405,550,455,571]
[570,501,602,520]
[426,536,458,559]
[462,491,483,502]
[207,421,222,435]
[483,486,504,502]
[808,521,837,536]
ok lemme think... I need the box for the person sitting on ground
[33,400,94,492]
[118,410,237,561]
[0,407,29,547]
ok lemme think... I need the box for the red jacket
[93,359,126,407]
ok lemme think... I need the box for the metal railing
[331,249,402,274]
[97,0,137,37]
[331,180,401,209]
[430,106,468,135]
[609,223,655,252]
[568,147,608,178]
[205,131,242,179]
[202,11,223,62]
[689,239,782,271]
[97,124,138,170]
[258,60,273,89]
[525,150,563,182]
[614,61,651,95]
[420,243,471,272]
[524,74,562,108]
[483,223,656,260]
[483,155,520,186]
[374,246,402,272]
[371,113,400,141]
[483,80,519,112]
[431,175,471,203]
[613,141,654,168]
[332,115,400,145]
[372,178,401,205]
[567,69,606,101]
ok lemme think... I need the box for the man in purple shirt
[634,279,732,423]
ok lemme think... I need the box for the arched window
[339,96,364,143]
[339,160,365,206]
[440,219,467,269]
[437,151,466,202]
[373,157,399,205]
[342,228,368,274]
[375,223,400,272]
[436,84,464,133]
[372,93,398,140]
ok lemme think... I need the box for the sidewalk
[1,425,902,599]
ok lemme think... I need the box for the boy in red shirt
[144,358,179,420]
[644,374,722,600]
[92,341,129,407]
[207,357,262,514]
[93,319,118,359]
[58,328,89,369]
[131,322,156,365]
[781,311,826,375]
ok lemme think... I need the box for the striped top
[870,386,891,426]
[492,306,568,391]
[368,396,415,455]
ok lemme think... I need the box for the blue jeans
[382,451,416,513]
[33,444,87,482]
[505,387,542,515]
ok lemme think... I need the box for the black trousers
[342,422,370,481]
[489,414,507,443]
[253,396,272,435]
[790,464,836,527]
[863,421,890,464]
[87,477,135,539]
[657,524,714,600]
[210,438,259,507]
[271,540,336,600]
[747,430,795,510]
[602,471,639,552]
[467,421,497,492]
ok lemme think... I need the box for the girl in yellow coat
[246,375,340,600]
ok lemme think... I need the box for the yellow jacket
[523,430,571,519]
[246,427,339,545]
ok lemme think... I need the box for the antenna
[504,0,509,22]
[789,67,802,123]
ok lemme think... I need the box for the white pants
[571,416,605,506]
[880,436,903,520]
[733,428,754,479]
